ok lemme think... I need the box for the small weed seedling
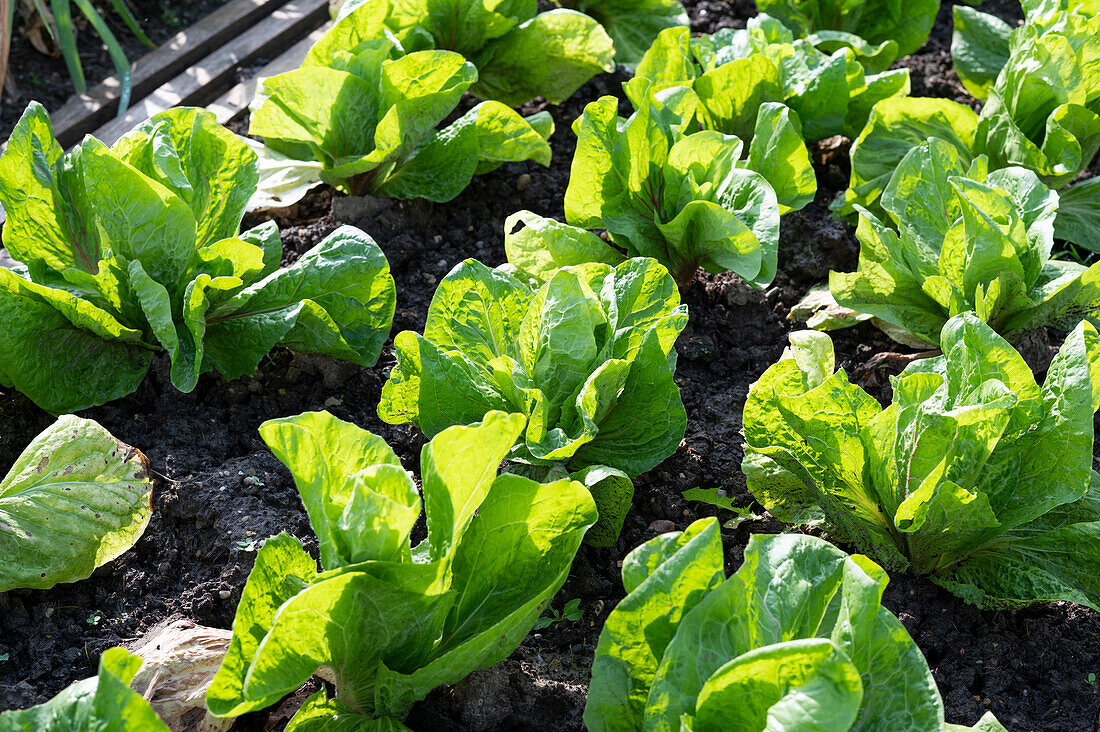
[533,599,583,630]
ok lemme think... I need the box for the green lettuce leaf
[585,518,725,729]
[112,107,259,247]
[473,9,615,105]
[950,7,1013,102]
[566,0,688,69]
[375,101,553,201]
[201,226,396,378]
[754,0,938,57]
[693,639,864,731]
[975,17,1100,189]
[838,96,978,218]
[1053,175,1100,252]
[843,3,1100,237]
[0,416,152,592]
[0,648,170,731]
[285,689,409,731]
[503,210,625,283]
[0,267,153,413]
[0,103,102,274]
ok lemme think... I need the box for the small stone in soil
[648,519,676,533]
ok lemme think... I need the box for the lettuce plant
[0,648,170,730]
[0,103,396,414]
[625,20,909,143]
[839,97,981,218]
[563,93,814,287]
[336,0,615,106]
[0,416,152,592]
[970,6,1100,190]
[207,411,598,728]
[743,313,1100,610]
[821,139,1100,346]
[379,257,687,546]
[755,0,939,58]
[584,518,1008,731]
[842,3,1100,249]
[558,0,688,68]
[249,1,555,206]
[951,0,1098,102]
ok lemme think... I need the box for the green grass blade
[1,0,11,108]
[50,0,87,93]
[71,0,131,112]
[107,0,154,48]
[30,0,54,39]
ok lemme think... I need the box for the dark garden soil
[0,0,232,139]
[3,0,1100,730]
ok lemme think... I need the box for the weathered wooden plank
[50,0,285,148]
[207,24,328,126]
[90,0,329,146]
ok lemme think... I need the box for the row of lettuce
[2,392,1023,730]
[2,0,1100,729]
[4,0,1100,414]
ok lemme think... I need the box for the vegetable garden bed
[2,0,1100,729]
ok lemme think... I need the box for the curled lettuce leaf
[755,0,938,57]
[822,139,1100,345]
[563,92,812,287]
[207,411,598,727]
[503,210,627,283]
[378,257,688,546]
[0,103,396,413]
[249,7,554,202]
[0,416,152,592]
[743,313,1100,610]
[627,21,909,142]
[0,648,170,731]
[337,0,614,106]
[584,520,989,731]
